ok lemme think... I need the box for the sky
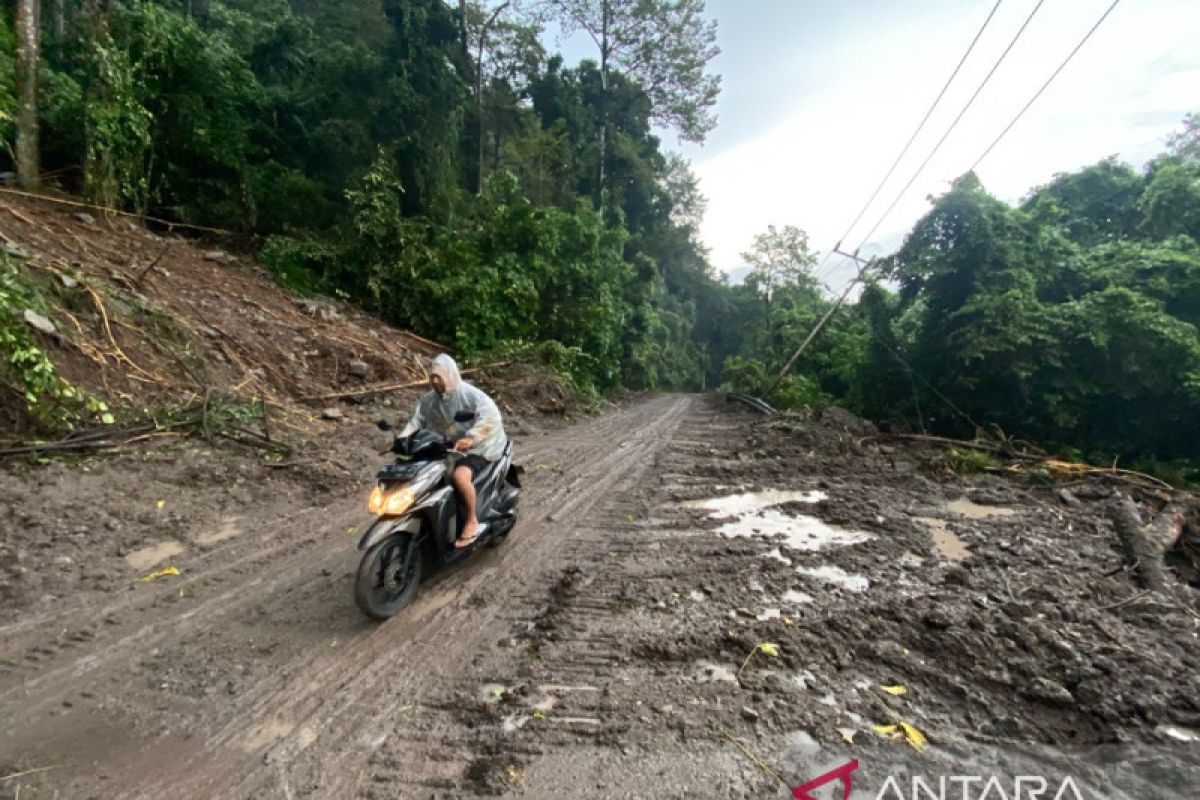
[563,0,1200,289]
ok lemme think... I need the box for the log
[1107,493,1186,592]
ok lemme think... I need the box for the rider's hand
[453,436,475,452]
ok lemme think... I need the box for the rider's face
[430,373,446,395]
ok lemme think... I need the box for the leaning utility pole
[762,253,873,398]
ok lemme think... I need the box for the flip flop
[454,528,481,549]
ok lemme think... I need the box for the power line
[813,0,1005,284]
[970,0,1121,172]
[852,0,1046,252]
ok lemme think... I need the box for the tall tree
[14,0,40,187]
[544,0,719,204]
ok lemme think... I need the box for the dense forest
[1,1,1197,480]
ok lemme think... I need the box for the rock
[23,309,57,335]
[203,250,232,264]
[1024,677,1074,706]
[320,407,344,421]
[1057,488,1082,507]
[200,326,220,339]
[348,359,370,379]
[740,706,760,722]
[74,212,96,225]
[59,274,78,289]
[53,556,74,568]
[819,405,878,436]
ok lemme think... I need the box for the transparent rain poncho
[400,354,506,461]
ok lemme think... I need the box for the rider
[399,354,506,548]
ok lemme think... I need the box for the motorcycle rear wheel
[355,534,422,620]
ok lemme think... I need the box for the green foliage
[0,260,110,429]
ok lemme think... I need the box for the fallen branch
[0,766,55,782]
[1107,493,1186,592]
[714,723,789,789]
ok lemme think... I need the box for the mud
[2,396,1198,798]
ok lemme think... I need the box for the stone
[23,309,57,335]
[59,274,79,289]
[348,359,370,378]
[74,212,96,225]
[740,706,759,722]
[320,407,344,421]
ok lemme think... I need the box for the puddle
[125,541,185,571]
[757,608,781,622]
[945,498,1017,519]
[196,518,243,546]
[917,517,973,560]
[796,565,869,593]
[683,489,827,516]
[715,509,873,552]
[783,589,814,604]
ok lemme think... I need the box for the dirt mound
[0,194,446,436]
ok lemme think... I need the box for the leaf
[142,566,181,581]
[900,722,927,751]
[837,727,857,745]
[881,685,907,696]
[758,642,780,657]
[156,500,165,510]
[873,723,899,737]
[101,413,115,425]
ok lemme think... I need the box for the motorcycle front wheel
[355,534,422,620]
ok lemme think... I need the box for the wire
[852,0,1047,252]
[970,0,1121,172]
[813,0,1005,283]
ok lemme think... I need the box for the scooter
[353,411,521,619]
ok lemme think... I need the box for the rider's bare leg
[452,464,479,545]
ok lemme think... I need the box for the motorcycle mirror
[375,419,393,432]
[453,410,475,423]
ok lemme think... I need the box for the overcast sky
[562,0,1199,288]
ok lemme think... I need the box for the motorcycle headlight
[368,485,384,513]
[383,486,416,516]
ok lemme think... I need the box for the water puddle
[196,518,243,546]
[946,498,1017,519]
[714,509,873,552]
[125,541,185,571]
[917,517,972,560]
[683,489,827,516]
[1159,725,1200,742]
[796,565,869,593]
[783,589,814,604]
[756,608,781,622]
[763,548,793,566]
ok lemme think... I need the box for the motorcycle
[353,410,522,620]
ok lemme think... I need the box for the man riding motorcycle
[397,354,506,548]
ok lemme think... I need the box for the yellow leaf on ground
[837,727,857,744]
[873,723,899,737]
[142,566,180,581]
[900,722,927,751]
[882,685,907,696]
[156,500,165,510]
[758,643,780,657]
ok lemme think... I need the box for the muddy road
[2,395,1199,799]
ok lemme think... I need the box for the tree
[543,0,719,202]
[14,0,39,187]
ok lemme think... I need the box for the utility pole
[762,251,872,398]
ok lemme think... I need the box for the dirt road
[3,395,1198,799]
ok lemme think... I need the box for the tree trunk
[1107,493,1188,592]
[15,0,41,189]
[597,0,609,211]
[476,35,486,194]
[52,0,65,42]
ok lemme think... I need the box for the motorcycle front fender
[357,515,421,552]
